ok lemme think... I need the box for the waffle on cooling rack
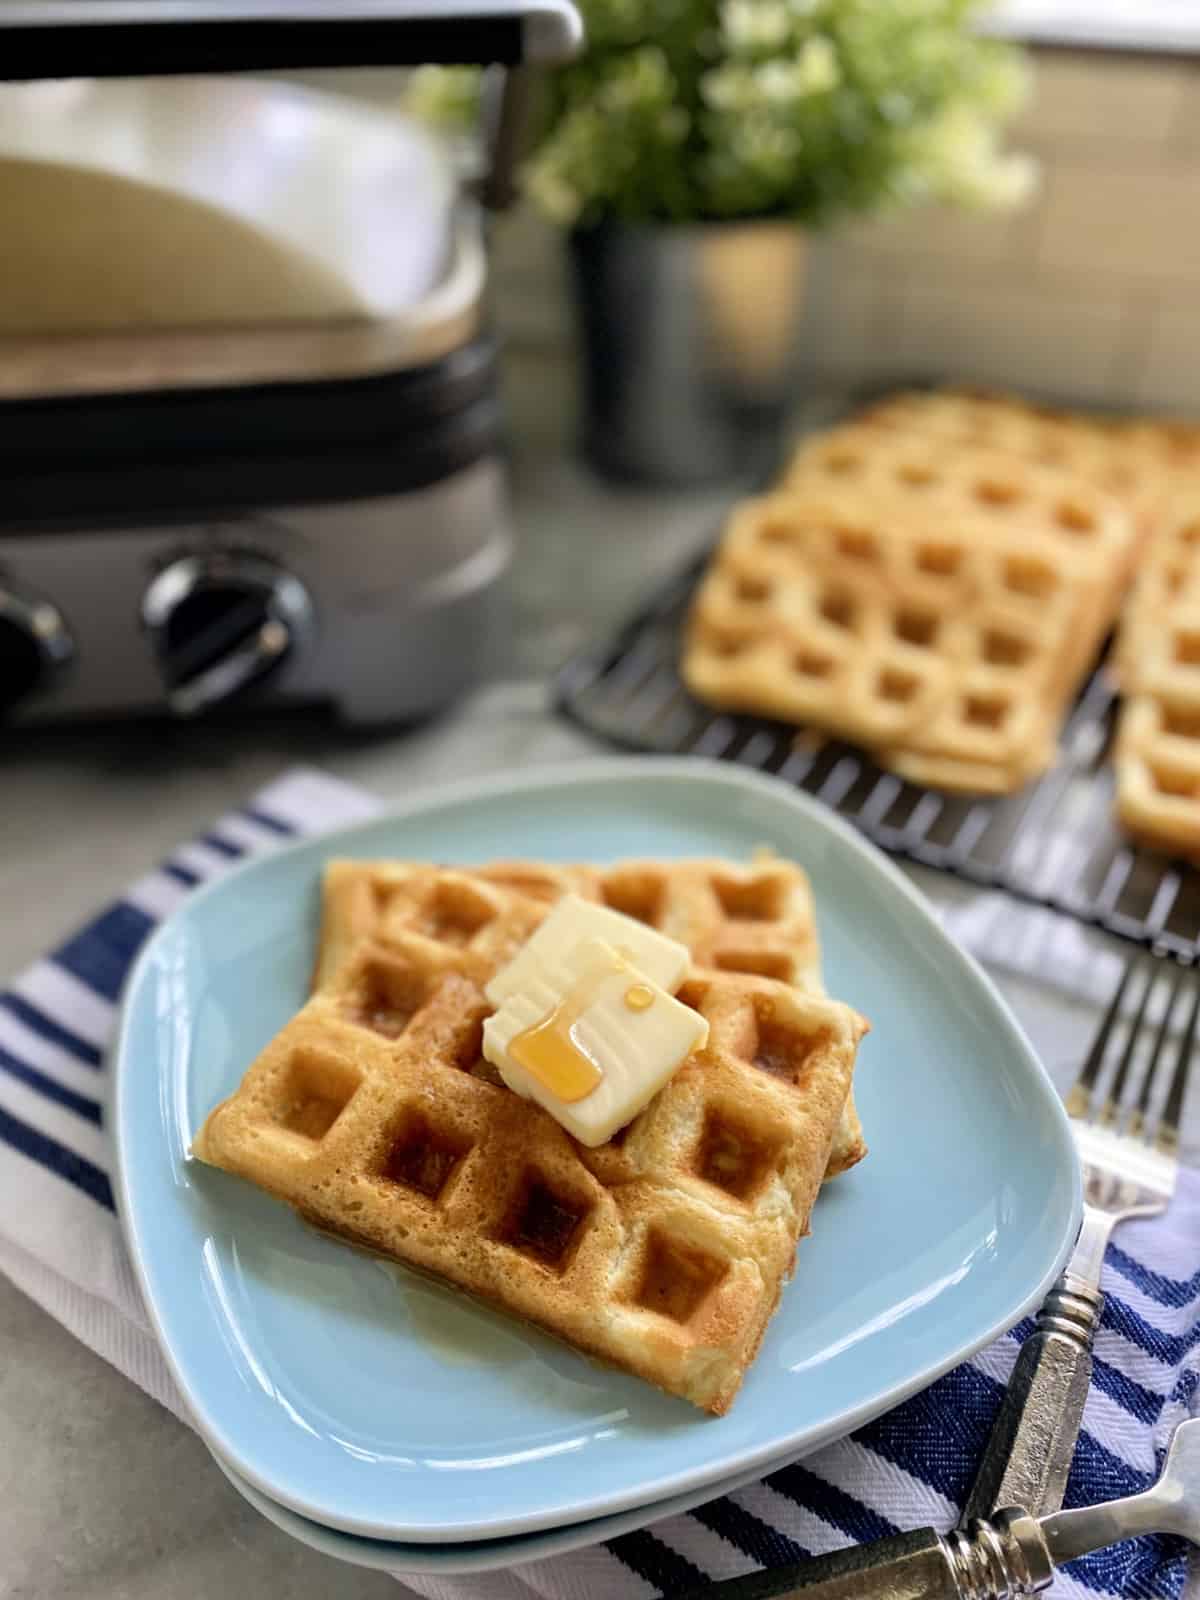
[195,857,868,1414]
[683,426,1136,793]
[804,393,1200,818]
[1115,497,1200,857]
[858,387,1199,549]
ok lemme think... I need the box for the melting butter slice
[483,937,708,1147]
[484,894,689,1008]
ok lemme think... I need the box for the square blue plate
[113,759,1080,1544]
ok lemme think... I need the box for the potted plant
[411,1,1034,483]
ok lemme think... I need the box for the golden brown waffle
[1114,498,1200,856]
[313,856,864,1177]
[194,859,868,1414]
[862,384,1200,462]
[781,424,1136,586]
[836,390,1200,807]
[859,387,1192,556]
[683,449,1134,793]
[858,387,1121,465]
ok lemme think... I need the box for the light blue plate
[113,759,1081,1545]
[211,1433,809,1573]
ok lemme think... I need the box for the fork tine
[1156,967,1200,1154]
[1100,958,1154,1126]
[1066,953,1139,1120]
[1128,962,1186,1139]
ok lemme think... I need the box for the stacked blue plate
[111,762,1079,1574]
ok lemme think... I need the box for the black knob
[0,588,74,716]
[142,553,312,716]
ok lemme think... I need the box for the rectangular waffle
[856,389,1200,815]
[194,857,868,1414]
[1114,497,1200,857]
[782,423,1138,674]
[683,425,1137,794]
[313,856,865,1178]
[858,386,1193,557]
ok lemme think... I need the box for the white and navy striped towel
[0,766,1196,1600]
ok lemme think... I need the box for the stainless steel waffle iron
[0,1,580,725]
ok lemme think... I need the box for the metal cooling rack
[554,549,1200,963]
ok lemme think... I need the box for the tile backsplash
[490,48,1200,415]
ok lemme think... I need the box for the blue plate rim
[112,755,1083,1542]
[208,1429,813,1574]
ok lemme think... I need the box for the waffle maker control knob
[142,553,313,717]
[0,588,74,715]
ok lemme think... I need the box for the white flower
[721,0,792,53]
[975,49,1033,119]
[701,64,756,113]
[968,150,1039,209]
[519,0,1036,228]
[909,103,1040,211]
[755,59,802,102]
[794,35,839,94]
[750,37,838,103]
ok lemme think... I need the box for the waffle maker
[0,0,580,726]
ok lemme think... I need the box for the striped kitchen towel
[0,766,1196,1600]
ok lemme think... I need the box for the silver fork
[961,952,1197,1524]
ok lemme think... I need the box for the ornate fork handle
[960,1266,1104,1523]
[963,1177,1171,1526]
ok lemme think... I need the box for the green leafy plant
[409,0,1034,227]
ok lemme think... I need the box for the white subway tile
[1166,62,1200,145]
[799,253,897,376]
[889,276,1128,402]
[1038,163,1200,282]
[1017,51,1186,145]
[832,202,1036,266]
[1133,304,1200,415]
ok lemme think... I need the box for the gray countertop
[0,355,1191,1599]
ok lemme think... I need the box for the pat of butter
[485,893,689,1008]
[483,937,708,1147]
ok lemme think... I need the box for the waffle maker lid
[0,0,582,77]
[0,0,581,401]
